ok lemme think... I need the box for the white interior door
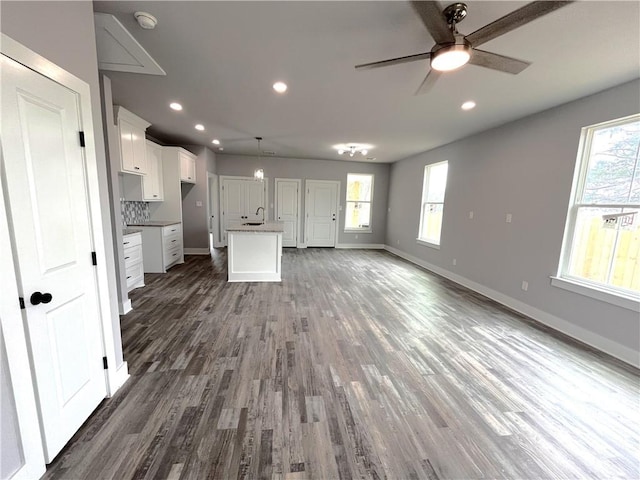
[208,173,220,248]
[245,180,266,222]
[306,180,339,247]
[276,179,300,247]
[221,178,245,244]
[2,54,107,462]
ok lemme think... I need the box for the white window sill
[344,229,372,234]
[550,276,640,312]
[416,238,440,250]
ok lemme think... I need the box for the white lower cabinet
[139,223,184,273]
[123,232,144,292]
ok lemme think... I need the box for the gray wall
[1,1,124,364]
[182,146,217,249]
[217,154,390,245]
[386,79,640,354]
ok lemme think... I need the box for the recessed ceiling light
[195,124,205,131]
[273,82,288,93]
[169,102,182,111]
[218,147,224,151]
[212,139,220,145]
[461,101,476,111]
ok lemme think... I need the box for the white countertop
[123,228,142,236]
[226,221,284,233]
[127,221,181,227]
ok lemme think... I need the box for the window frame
[344,173,374,233]
[553,113,640,311]
[417,160,449,248]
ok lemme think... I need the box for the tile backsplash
[121,201,150,226]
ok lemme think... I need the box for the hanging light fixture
[254,136,264,181]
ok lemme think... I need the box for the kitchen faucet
[256,206,265,224]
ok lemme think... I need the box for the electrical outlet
[506,213,513,223]
[355,234,358,239]
[195,200,203,207]
[396,240,400,245]
[452,258,457,266]
[469,211,474,219]
[521,280,528,291]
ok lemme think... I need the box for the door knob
[30,291,53,305]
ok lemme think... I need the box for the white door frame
[207,172,222,248]
[305,179,340,247]
[275,178,302,248]
[1,34,125,474]
[219,175,269,246]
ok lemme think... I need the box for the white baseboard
[384,245,639,369]
[119,299,132,315]
[107,361,130,397]
[184,248,210,255]
[336,243,385,249]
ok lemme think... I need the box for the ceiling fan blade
[411,1,455,45]
[415,69,440,95]
[469,49,530,74]
[466,1,573,48]
[355,52,431,70]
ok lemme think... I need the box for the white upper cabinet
[179,150,196,183]
[115,106,151,175]
[142,141,163,201]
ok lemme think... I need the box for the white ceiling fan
[355,1,573,94]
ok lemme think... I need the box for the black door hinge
[79,131,86,147]
[103,356,108,369]
[91,251,97,266]
[19,297,25,309]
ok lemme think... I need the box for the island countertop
[226,221,284,233]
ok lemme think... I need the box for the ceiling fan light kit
[336,144,370,157]
[431,38,471,72]
[134,11,158,30]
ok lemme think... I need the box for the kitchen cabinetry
[137,223,183,273]
[115,106,150,175]
[121,141,164,202]
[221,177,266,244]
[179,150,196,183]
[123,231,144,292]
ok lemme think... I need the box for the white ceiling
[93,1,640,163]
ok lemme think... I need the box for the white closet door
[2,54,107,462]
[306,180,339,247]
[276,179,300,247]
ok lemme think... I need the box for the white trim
[336,243,385,249]
[108,362,130,396]
[385,245,640,368]
[344,228,373,234]
[119,299,133,315]
[184,247,210,255]
[416,238,441,249]
[550,276,640,312]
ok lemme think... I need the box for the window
[556,114,639,302]
[345,174,374,231]
[418,161,448,246]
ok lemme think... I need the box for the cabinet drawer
[123,244,143,269]
[163,224,182,237]
[164,244,182,266]
[125,261,144,290]
[122,233,142,248]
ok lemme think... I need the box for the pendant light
[254,136,264,181]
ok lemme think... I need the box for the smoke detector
[134,11,157,29]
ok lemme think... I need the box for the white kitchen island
[227,222,284,282]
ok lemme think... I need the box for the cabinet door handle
[134,166,140,170]
[126,275,132,279]
[123,241,129,245]
[153,194,158,197]
[125,256,130,260]
[173,253,177,257]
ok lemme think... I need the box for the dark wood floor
[44,248,639,479]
